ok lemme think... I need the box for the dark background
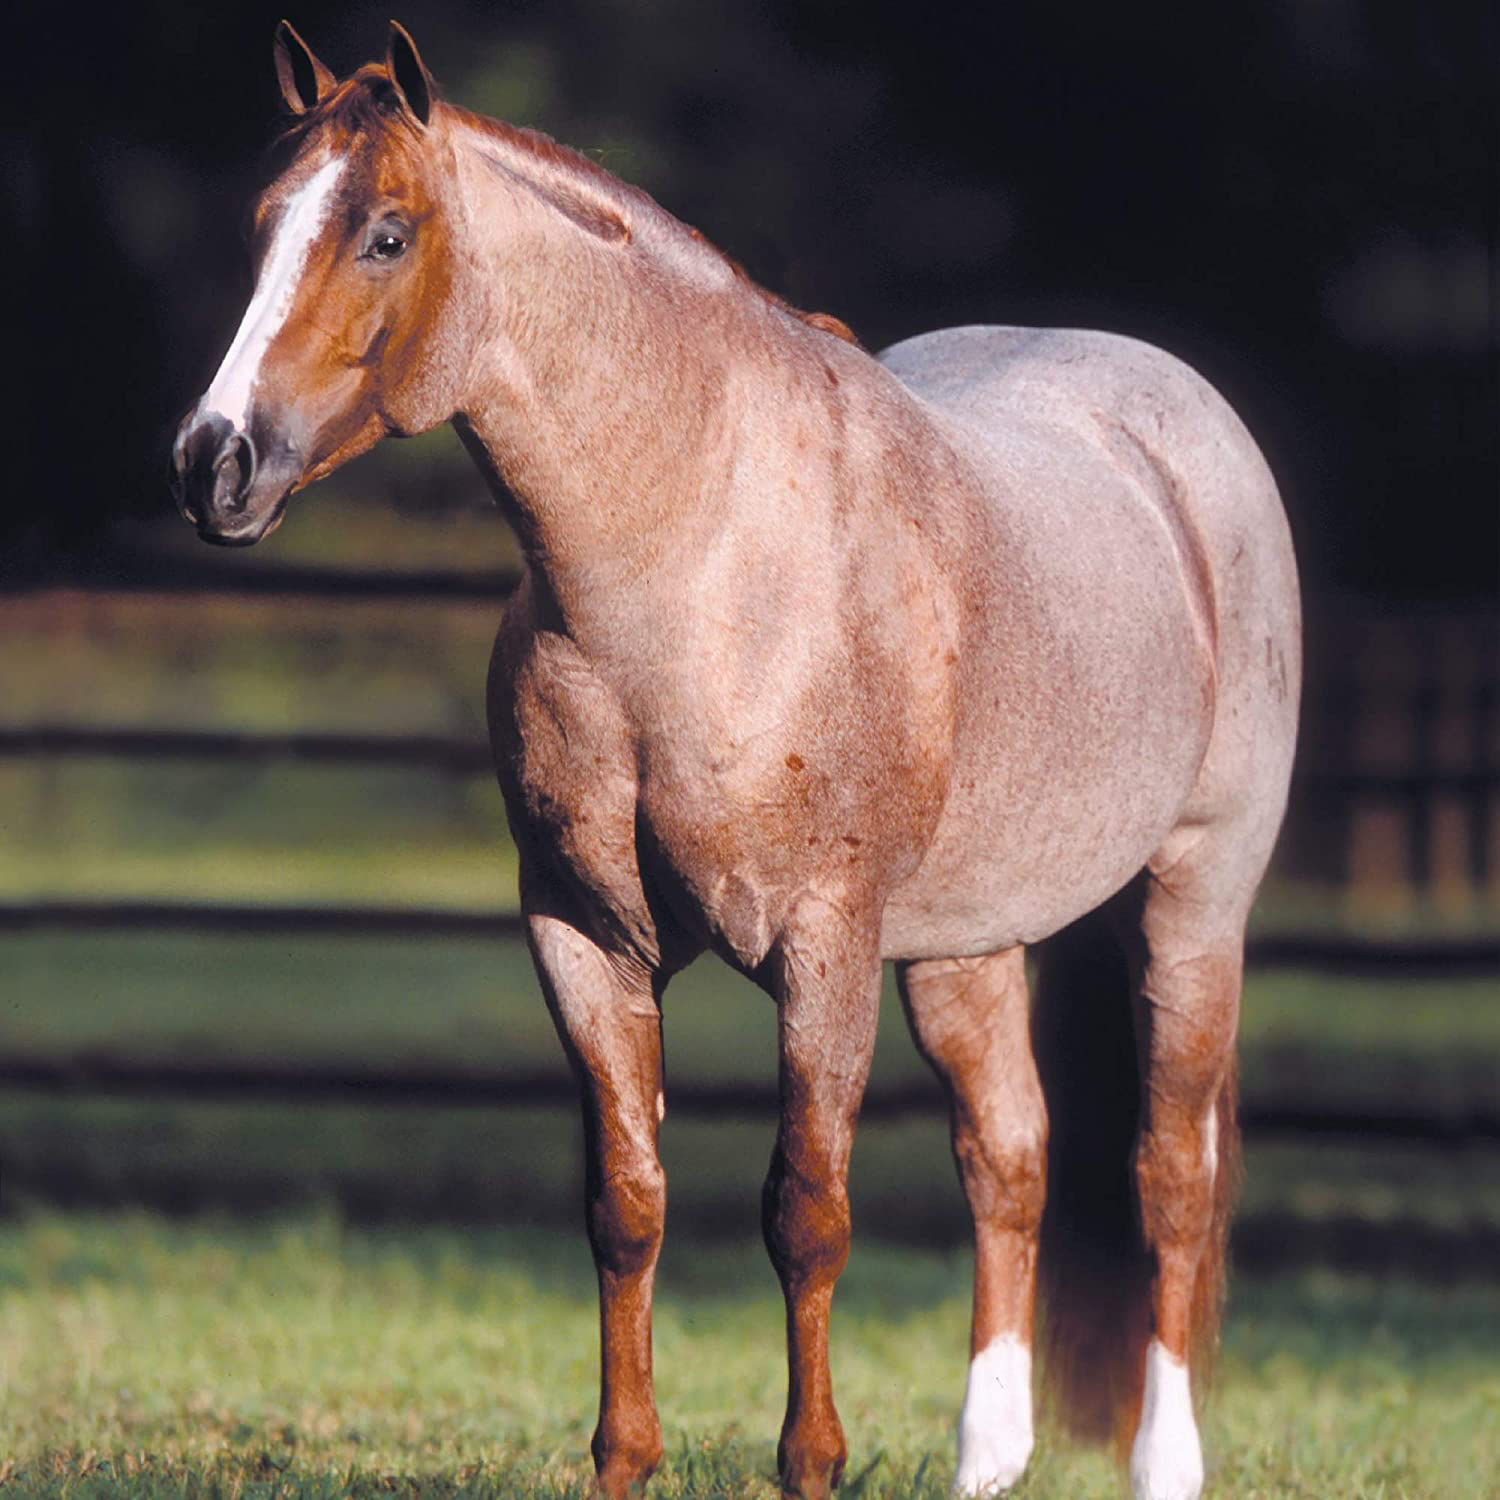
[2,14,1498,1451]
[8,0,1496,601]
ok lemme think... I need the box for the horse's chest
[495,632,776,959]
[495,623,942,970]
[492,629,658,942]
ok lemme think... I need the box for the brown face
[171,44,452,545]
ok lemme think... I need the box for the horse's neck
[458,301,734,564]
[450,148,795,644]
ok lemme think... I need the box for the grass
[2,637,1494,1493]
[1,589,502,739]
[0,763,516,910]
[6,505,1498,1491]
[1,1212,1496,1499]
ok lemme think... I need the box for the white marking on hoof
[1131,1340,1203,1500]
[953,1334,1033,1495]
[199,154,346,430]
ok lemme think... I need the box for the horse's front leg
[528,910,666,1499]
[761,900,882,1500]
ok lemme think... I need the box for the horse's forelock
[275,65,428,154]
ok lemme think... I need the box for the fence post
[1425,616,1482,915]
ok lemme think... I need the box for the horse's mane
[282,66,859,347]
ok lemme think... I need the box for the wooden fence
[2,576,1495,1145]
[1290,605,1498,913]
[5,575,1495,923]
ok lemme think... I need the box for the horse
[170,23,1300,1500]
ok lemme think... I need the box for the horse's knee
[588,1155,666,1278]
[762,1150,851,1289]
[954,1116,1047,1236]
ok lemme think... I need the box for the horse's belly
[879,576,1214,961]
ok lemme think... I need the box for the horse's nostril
[210,430,257,515]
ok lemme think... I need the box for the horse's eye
[366,233,407,261]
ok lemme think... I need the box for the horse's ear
[273,20,336,115]
[386,21,434,128]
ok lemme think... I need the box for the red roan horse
[171,24,1300,1500]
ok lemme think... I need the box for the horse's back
[876,326,1300,956]
[880,326,1292,624]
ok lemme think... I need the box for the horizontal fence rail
[2,1055,1496,1145]
[2,900,1496,975]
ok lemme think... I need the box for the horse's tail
[1031,908,1240,1451]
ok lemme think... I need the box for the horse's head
[172,22,464,545]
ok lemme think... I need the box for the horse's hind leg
[1120,837,1246,1500]
[898,948,1045,1495]
[762,898,883,1500]
[527,910,666,1500]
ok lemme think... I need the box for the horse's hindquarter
[879,326,1294,959]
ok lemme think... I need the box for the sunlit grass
[0,762,516,911]
[2,590,501,737]
[1,1213,1495,1499]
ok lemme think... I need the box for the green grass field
[4,929,1499,1498]
[3,1212,1498,1500]
[6,529,1498,1496]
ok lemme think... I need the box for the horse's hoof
[953,1447,1031,1495]
[592,1424,663,1498]
[595,1460,657,1500]
[778,1439,847,1499]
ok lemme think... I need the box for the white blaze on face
[198,154,347,430]
[1130,1340,1203,1500]
[954,1333,1033,1495]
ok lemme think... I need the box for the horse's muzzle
[170,409,293,546]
